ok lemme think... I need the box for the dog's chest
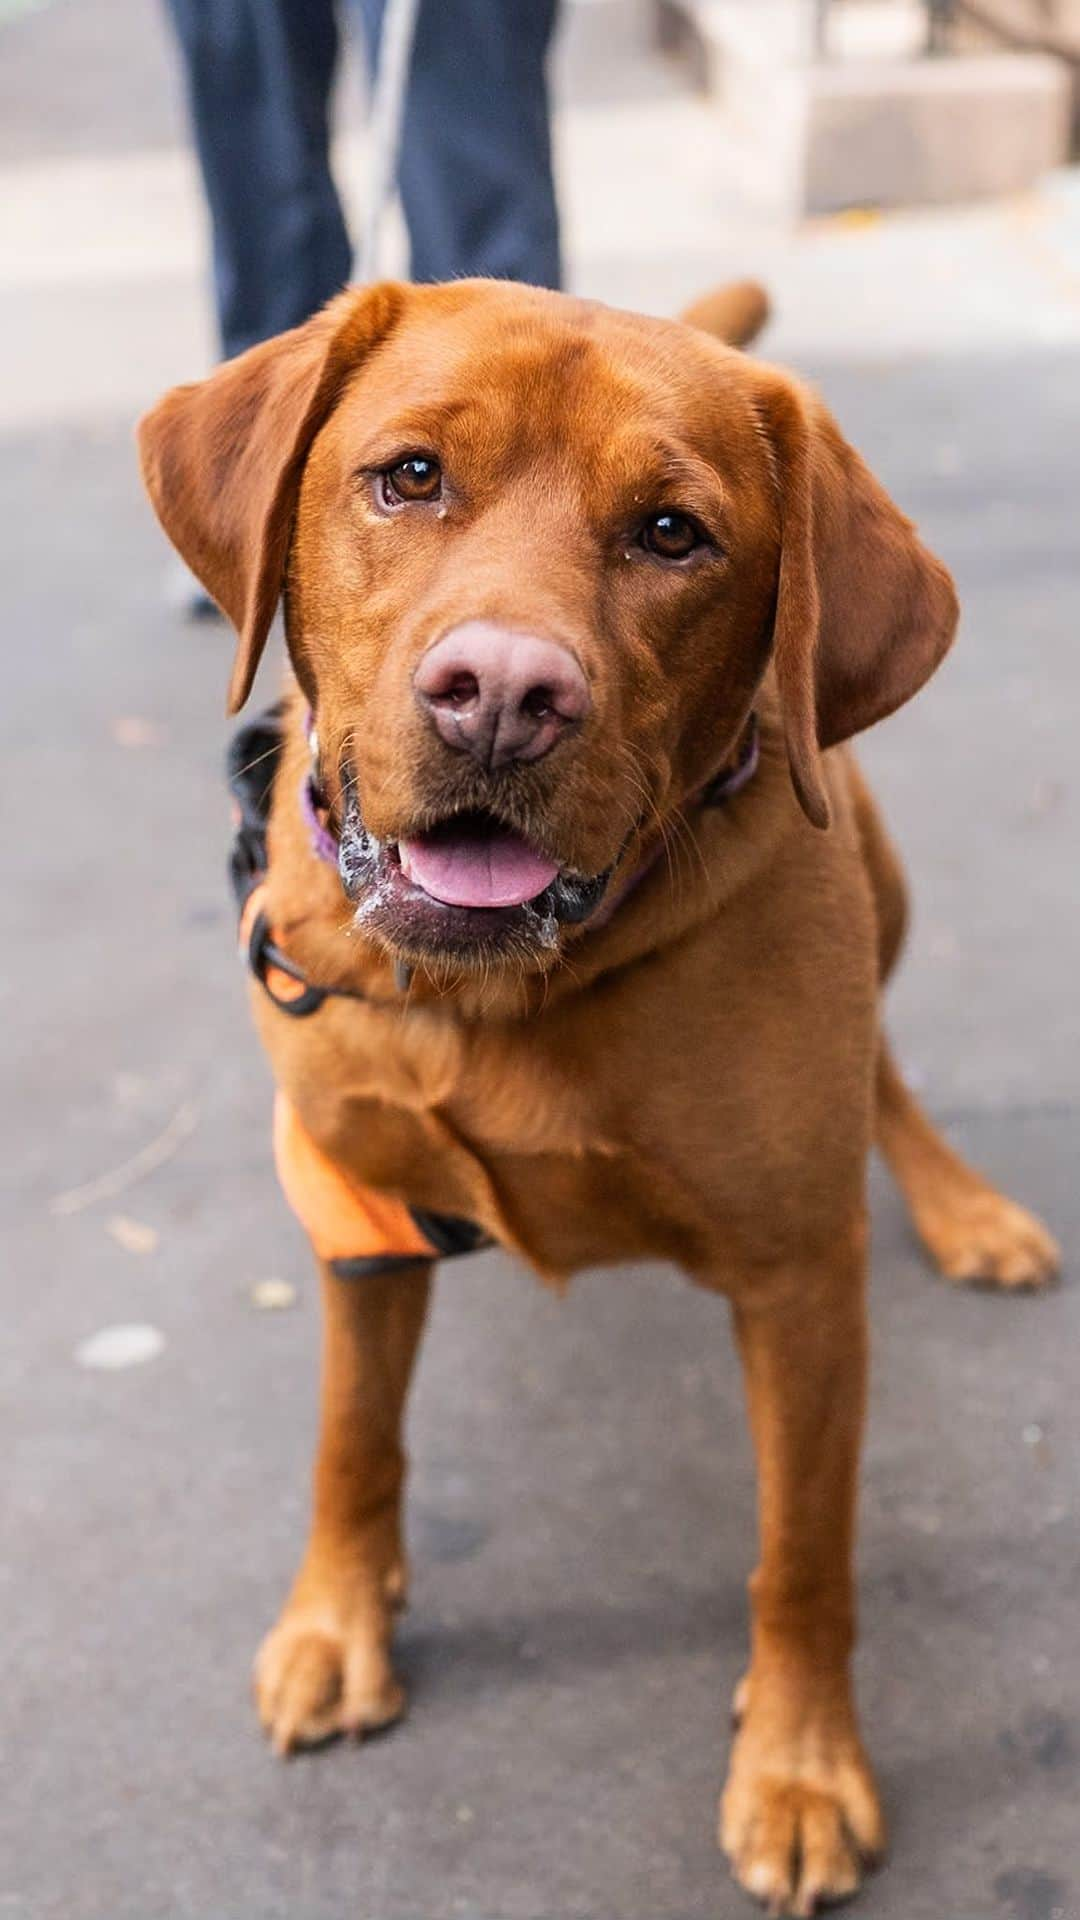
[262,988,710,1276]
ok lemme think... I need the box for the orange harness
[271,1089,487,1277]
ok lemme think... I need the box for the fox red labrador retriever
[138,278,1058,1915]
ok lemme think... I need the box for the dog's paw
[254,1609,404,1756]
[720,1720,884,1916]
[918,1185,1060,1291]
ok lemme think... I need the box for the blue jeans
[164,0,562,358]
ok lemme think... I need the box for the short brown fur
[138,279,1059,1916]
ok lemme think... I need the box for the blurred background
[3,3,1078,1916]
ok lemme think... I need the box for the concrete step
[657,0,1072,211]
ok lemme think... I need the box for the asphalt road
[3,3,1079,1918]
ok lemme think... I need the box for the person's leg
[164,0,352,357]
[353,0,561,288]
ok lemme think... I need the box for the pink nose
[413,621,590,769]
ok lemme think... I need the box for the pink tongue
[400,825,560,909]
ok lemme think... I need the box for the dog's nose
[414,621,590,768]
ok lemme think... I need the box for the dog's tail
[680,280,770,350]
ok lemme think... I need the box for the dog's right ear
[137,282,405,714]
[753,365,959,829]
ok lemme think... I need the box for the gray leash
[357,0,422,281]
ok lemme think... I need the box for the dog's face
[288,287,781,966]
[139,279,957,974]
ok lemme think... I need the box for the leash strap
[357,0,422,282]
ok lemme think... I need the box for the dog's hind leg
[849,753,1058,1289]
[255,1258,432,1753]
[874,1044,1059,1289]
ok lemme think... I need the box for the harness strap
[228,712,371,1017]
[273,1092,488,1278]
[239,883,330,1017]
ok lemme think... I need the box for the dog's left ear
[137,281,405,714]
[754,367,959,828]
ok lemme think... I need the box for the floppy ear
[136,281,405,714]
[755,368,959,828]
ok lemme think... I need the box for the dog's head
[138,279,956,974]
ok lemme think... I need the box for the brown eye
[641,510,701,560]
[383,455,442,504]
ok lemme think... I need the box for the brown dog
[138,278,1059,1915]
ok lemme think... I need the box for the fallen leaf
[107,1214,159,1255]
[250,1279,297,1311]
[112,715,166,748]
[810,206,882,234]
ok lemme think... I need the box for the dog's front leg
[720,1219,884,1916]
[255,1258,432,1754]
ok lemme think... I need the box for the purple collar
[301,770,339,868]
[585,714,760,930]
[699,713,759,808]
[301,711,339,868]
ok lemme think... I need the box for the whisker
[229,741,286,784]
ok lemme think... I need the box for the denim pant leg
[164,0,353,356]
[352,0,561,289]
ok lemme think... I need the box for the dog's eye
[382,456,442,505]
[640,510,702,560]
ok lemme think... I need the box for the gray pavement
[3,4,1079,1918]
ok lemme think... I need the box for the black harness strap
[228,706,367,1019]
[246,911,329,1018]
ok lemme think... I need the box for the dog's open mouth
[396,814,561,910]
[339,800,612,961]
